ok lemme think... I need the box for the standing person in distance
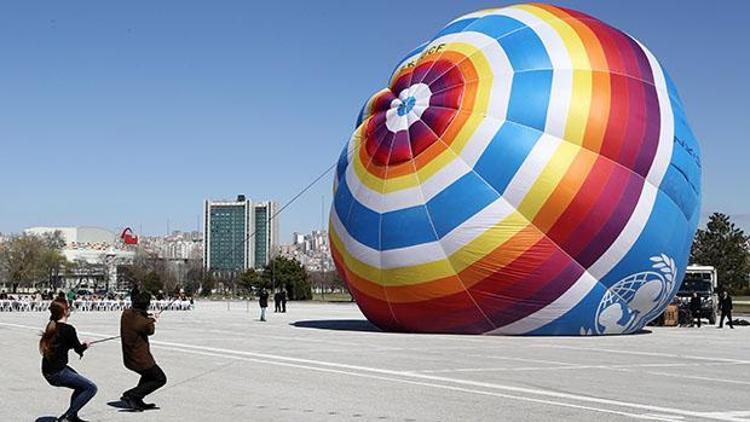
[258,288,269,321]
[66,289,76,307]
[718,291,734,329]
[39,300,97,422]
[273,290,281,313]
[120,291,167,411]
[281,289,287,313]
[689,292,702,327]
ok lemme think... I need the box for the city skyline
[1,1,749,238]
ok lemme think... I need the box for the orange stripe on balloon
[532,148,598,233]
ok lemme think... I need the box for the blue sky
[1,0,748,241]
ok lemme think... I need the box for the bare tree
[0,233,68,292]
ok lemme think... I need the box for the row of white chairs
[0,299,49,312]
[0,299,193,312]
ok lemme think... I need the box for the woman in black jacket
[39,299,97,422]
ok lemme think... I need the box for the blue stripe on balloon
[333,181,381,249]
[461,15,526,42]
[335,171,497,250]
[356,102,367,128]
[427,171,499,238]
[381,206,438,250]
[474,121,543,195]
[461,16,553,131]
[507,70,553,131]
[335,142,350,185]
[433,18,479,38]
[335,158,523,250]
[659,84,701,223]
[498,26,553,71]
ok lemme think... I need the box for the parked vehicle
[76,288,94,297]
[675,265,718,324]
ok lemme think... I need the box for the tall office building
[253,201,278,269]
[204,196,254,273]
[203,196,278,273]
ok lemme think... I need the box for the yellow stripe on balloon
[330,210,529,286]
[516,4,592,147]
[517,140,582,218]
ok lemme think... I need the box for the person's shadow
[291,319,381,332]
[107,400,158,412]
[34,418,57,422]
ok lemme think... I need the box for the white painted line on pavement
[150,343,673,421]
[417,361,745,374]
[619,369,750,387]
[532,344,750,365]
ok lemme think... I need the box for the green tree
[40,247,67,289]
[262,256,312,300]
[238,269,261,294]
[200,272,216,297]
[142,270,163,295]
[184,260,204,296]
[690,212,750,294]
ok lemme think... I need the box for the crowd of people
[0,289,194,313]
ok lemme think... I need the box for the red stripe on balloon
[573,170,643,268]
[544,155,617,246]
[468,237,582,327]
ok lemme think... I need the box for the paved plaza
[1,301,749,421]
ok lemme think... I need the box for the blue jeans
[44,366,98,417]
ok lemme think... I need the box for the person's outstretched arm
[69,326,89,357]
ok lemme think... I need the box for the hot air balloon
[330,4,701,335]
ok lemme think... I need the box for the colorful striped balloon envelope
[331,4,701,335]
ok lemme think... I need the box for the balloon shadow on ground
[292,320,654,336]
[35,417,58,422]
[291,319,381,332]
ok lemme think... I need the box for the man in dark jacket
[274,290,281,313]
[689,292,702,327]
[280,289,287,313]
[120,291,167,410]
[259,288,269,321]
[718,291,734,329]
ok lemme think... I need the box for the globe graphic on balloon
[330,4,701,335]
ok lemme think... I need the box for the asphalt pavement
[1,301,749,421]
